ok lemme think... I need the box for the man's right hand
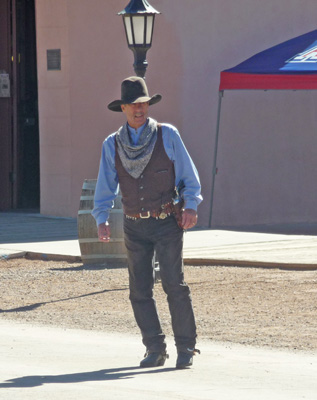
[98,222,111,242]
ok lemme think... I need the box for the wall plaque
[47,49,61,71]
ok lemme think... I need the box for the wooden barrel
[77,179,127,265]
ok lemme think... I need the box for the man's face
[121,101,149,129]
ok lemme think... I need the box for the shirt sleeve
[162,124,203,211]
[91,134,119,226]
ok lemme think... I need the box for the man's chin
[134,118,146,127]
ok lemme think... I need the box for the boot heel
[157,358,166,366]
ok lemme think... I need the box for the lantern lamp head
[119,0,160,78]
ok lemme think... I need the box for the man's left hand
[181,209,198,230]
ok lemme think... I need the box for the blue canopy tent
[209,30,317,227]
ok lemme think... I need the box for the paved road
[0,320,316,400]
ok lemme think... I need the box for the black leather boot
[176,348,200,369]
[140,351,168,368]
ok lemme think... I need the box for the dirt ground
[1,258,316,352]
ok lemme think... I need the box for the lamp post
[119,0,160,78]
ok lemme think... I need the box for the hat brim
[107,94,162,112]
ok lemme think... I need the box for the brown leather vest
[115,125,175,215]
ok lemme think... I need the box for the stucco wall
[35,0,317,227]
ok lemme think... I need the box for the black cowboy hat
[107,76,162,112]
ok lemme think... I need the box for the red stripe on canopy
[219,72,317,91]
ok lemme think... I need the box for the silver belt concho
[159,211,168,219]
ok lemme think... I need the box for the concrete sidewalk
[1,212,317,269]
[0,319,316,400]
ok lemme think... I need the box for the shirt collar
[127,120,148,136]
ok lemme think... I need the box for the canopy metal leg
[208,90,224,228]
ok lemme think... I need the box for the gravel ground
[1,258,317,352]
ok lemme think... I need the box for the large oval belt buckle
[159,211,167,220]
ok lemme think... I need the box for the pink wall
[35,0,317,227]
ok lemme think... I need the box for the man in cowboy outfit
[92,76,202,369]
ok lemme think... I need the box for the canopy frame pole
[208,90,224,228]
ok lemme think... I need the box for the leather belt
[125,202,175,220]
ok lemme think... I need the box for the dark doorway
[0,0,13,210]
[15,0,40,209]
[0,0,39,211]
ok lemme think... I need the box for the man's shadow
[0,287,127,313]
[0,366,176,388]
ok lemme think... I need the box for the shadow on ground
[0,366,177,388]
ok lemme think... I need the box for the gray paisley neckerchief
[116,117,158,179]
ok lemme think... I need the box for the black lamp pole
[119,0,160,78]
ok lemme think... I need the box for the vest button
[140,186,144,189]
[141,207,145,211]
[140,175,144,179]
[140,197,144,201]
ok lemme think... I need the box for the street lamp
[119,0,160,78]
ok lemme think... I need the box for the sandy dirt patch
[1,258,316,352]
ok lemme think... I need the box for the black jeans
[123,215,197,353]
